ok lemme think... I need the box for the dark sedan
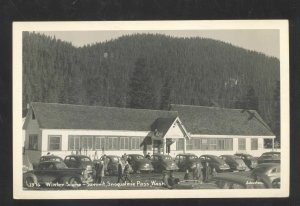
[199,155,230,172]
[151,154,179,172]
[175,153,203,172]
[250,163,280,188]
[64,155,94,170]
[220,155,247,171]
[23,161,86,188]
[234,153,258,169]
[209,173,266,189]
[127,154,154,173]
[257,152,280,164]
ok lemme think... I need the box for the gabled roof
[170,104,274,136]
[26,102,178,131]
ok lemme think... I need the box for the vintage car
[250,163,280,188]
[199,155,230,172]
[151,154,179,172]
[127,154,154,173]
[257,152,280,164]
[64,155,94,170]
[209,173,267,189]
[94,155,126,176]
[220,155,248,171]
[23,161,88,188]
[175,153,203,172]
[234,153,258,169]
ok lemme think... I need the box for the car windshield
[213,157,226,164]
[55,162,68,169]
[244,154,253,159]
[135,155,145,160]
[189,156,198,159]
[163,156,172,160]
[80,157,91,162]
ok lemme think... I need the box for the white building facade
[23,102,275,164]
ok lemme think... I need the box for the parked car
[250,163,280,188]
[151,154,179,172]
[257,152,280,164]
[64,155,94,170]
[23,161,87,188]
[209,173,266,189]
[220,155,247,171]
[94,155,125,176]
[127,154,154,173]
[234,153,258,169]
[199,155,230,172]
[175,153,203,172]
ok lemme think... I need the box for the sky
[39,30,280,59]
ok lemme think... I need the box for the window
[81,136,93,150]
[238,138,246,150]
[48,135,61,151]
[251,138,258,150]
[95,137,105,150]
[131,137,141,150]
[200,138,209,150]
[107,137,119,150]
[28,135,38,150]
[186,139,193,150]
[120,137,129,150]
[68,135,80,150]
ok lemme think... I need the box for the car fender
[23,172,38,188]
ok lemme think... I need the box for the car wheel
[68,177,82,188]
[23,173,37,188]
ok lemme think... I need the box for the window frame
[251,138,258,150]
[119,137,130,150]
[48,135,62,151]
[238,138,246,150]
[28,134,38,150]
[131,137,141,150]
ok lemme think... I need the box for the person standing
[203,162,211,183]
[193,163,203,183]
[99,160,105,183]
[117,160,124,183]
[123,161,132,183]
[102,155,109,175]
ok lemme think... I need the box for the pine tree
[244,86,259,111]
[127,58,156,109]
[160,79,173,110]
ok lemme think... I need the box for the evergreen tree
[127,58,156,109]
[244,86,259,111]
[160,79,173,110]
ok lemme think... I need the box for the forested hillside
[22,32,280,140]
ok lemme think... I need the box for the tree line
[22,32,280,142]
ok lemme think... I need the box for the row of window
[177,138,234,151]
[28,134,259,151]
[68,135,143,151]
[176,138,259,151]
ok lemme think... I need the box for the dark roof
[26,102,178,131]
[150,117,177,136]
[170,104,274,136]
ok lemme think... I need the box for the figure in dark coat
[95,160,105,183]
[184,169,191,180]
[123,161,132,183]
[117,160,124,183]
[203,162,212,182]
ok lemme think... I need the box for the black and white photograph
[13,20,289,199]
